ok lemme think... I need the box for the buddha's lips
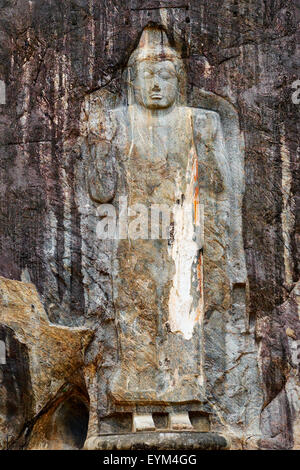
[150,93,162,99]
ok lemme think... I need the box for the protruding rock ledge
[84,432,229,450]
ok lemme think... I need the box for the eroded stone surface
[0,277,92,449]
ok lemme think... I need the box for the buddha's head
[127,27,185,109]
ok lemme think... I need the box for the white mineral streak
[203,59,211,78]
[168,148,201,340]
[16,28,31,184]
[280,126,294,287]
[88,0,95,81]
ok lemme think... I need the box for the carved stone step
[169,412,193,430]
[132,413,156,432]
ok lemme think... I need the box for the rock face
[0,0,299,450]
[0,277,92,449]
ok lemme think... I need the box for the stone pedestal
[84,432,229,450]
[84,409,229,450]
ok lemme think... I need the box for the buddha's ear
[126,67,135,106]
[174,60,187,105]
[120,65,132,107]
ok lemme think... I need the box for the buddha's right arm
[88,140,117,204]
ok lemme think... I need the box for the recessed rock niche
[82,25,246,450]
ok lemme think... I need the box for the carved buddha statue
[86,26,245,435]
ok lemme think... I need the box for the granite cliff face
[0,0,299,450]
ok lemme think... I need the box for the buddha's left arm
[193,108,246,283]
[193,109,231,196]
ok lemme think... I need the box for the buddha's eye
[143,70,153,78]
[159,71,174,80]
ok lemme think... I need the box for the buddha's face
[133,60,178,109]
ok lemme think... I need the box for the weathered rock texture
[0,0,299,450]
[0,276,92,449]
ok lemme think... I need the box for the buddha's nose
[152,82,161,91]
